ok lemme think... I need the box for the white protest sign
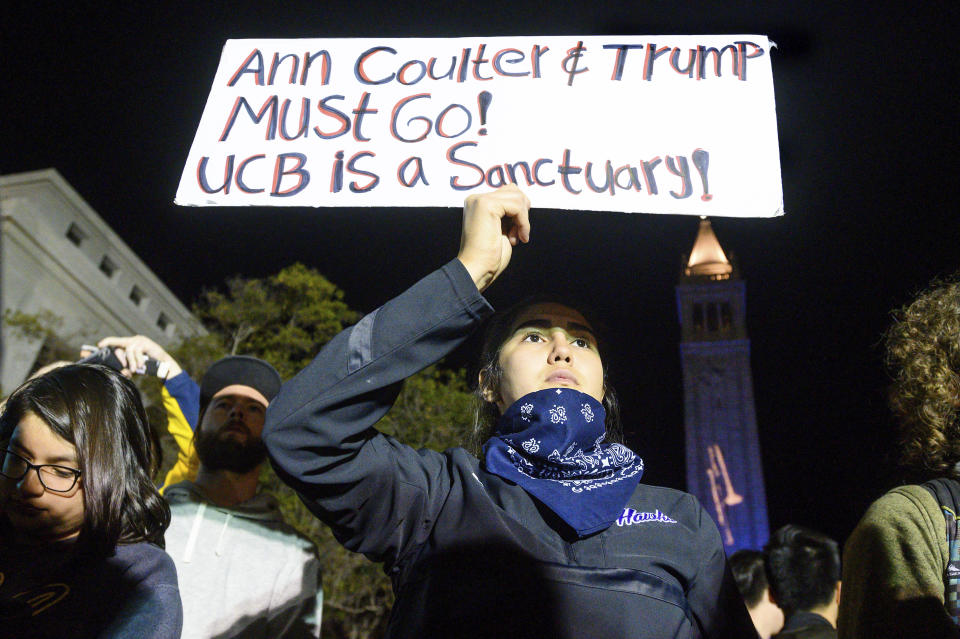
[176,35,782,217]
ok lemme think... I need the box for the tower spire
[684,218,733,279]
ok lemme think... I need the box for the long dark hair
[0,364,170,555]
[469,297,623,454]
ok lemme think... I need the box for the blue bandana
[482,388,644,537]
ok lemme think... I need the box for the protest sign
[176,35,782,216]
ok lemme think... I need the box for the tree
[2,309,76,377]
[192,263,358,378]
[177,264,475,639]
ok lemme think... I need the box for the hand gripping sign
[176,35,783,217]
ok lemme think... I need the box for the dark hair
[884,275,960,480]
[0,364,171,555]
[469,297,622,454]
[763,525,840,615]
[729,549,769,608]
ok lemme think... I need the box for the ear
[766,587,779,607]
[835,580,842,604]
[478,370,497,403]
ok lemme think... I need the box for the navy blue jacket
[0,527,182,638]
[264,260,753,638]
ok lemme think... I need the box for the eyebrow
[513,319,596,337]
[214,395,266,408]
[8,440,77,465]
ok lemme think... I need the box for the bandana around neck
[482,388,644,537]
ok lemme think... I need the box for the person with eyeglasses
[0,364,182,638]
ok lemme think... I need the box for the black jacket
[775,611,836,639]
[264,260,754,638]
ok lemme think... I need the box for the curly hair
[885,275,960,479]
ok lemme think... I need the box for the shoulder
[163,370,198,393]
[445,446,480,468]
[844,484,948,582]
[628,483,709,522]
[856,484,944,535]
[260,517,320,555]
[221,498,319,558]
[163,480,204,505]
[111,542,179,587]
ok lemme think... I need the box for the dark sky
[4,1,959,546]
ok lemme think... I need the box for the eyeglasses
[0,449,82,492]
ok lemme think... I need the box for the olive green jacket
[838,485,960,638]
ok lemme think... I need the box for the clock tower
[676,218,769,551]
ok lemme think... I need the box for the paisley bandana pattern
[483,388,644,537]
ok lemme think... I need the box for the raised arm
[457,184,530,291]
[96,335,200,491]
[263,186,530,568]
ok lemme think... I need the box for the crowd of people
[3,185,960,637]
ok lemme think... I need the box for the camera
[79,345,167,377]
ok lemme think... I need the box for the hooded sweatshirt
[163,481,322,639]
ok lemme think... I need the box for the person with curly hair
[839,276,960,638]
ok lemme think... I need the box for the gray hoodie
[164,481,322,639]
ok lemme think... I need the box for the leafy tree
[2,309,76,377]
[192,263,358,379]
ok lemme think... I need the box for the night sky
[4,1,959,547]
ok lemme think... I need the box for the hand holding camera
[79,335,181,379]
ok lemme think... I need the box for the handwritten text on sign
[176,36,782,217]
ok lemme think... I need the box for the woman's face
[0,411,84,542]
[493,303,605,411]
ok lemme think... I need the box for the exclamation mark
[692,148,712,201]
[477,91,492,136]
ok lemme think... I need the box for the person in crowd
[730,549,785,638]
[95,336,322,639]
[763,525,840,639]
[92,337,199,492]
[839,276,960,639]
[0,364,182,638]
[263,185,754,638]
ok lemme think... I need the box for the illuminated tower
[676,218,769,552]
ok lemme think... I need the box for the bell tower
[676,218,769,552]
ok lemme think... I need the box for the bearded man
[96,339,323,639]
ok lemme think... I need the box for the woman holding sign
[264,185,753,638]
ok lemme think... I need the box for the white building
[0,169,204,393]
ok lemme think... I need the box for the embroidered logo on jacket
[0,572,71,619]
[616,508,677,526]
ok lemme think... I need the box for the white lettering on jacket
[616,508,677,526]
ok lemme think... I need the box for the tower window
[99,255,117,278]
[157,313,172,333]
[129,286,145,307]
[693,303,704,331]
[65,223,86,246]
[720,302,733,330]
[706,303,719,332]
